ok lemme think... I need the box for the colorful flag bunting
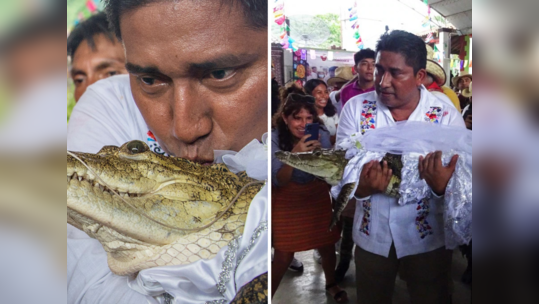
[86,0,97,12]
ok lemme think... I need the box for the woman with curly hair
[271,93,348,303]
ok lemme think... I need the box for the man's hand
[418,151,459,196]
[355,160,392,198]
[291,134,321,153]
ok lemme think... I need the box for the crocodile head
[67,140,263,275]
[275,148,348,185]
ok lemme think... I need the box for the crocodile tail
[329,182,356,231]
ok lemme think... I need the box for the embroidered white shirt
[336,85,465,258]
[67,75,268,304]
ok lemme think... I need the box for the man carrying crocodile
[336,30,466,304]
[67,1,268,303]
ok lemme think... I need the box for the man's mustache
[378,88,395,94]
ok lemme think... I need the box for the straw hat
[425,44,446,86]
[327,66,354,87]
[461,82,472,98]
[452,73,472,88]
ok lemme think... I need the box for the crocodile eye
[313,149,322,156]
[126,140,147,154]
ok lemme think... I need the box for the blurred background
[0,1,66,303]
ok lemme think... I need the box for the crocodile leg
[329,182,356,231]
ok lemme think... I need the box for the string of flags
[421,0,432,29]
[73,0,101,26]
[274,0,298,52]
[349,1,363,50]
[450,59,472,70]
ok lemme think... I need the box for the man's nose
[171,81,212,146]
[379,71,392,88]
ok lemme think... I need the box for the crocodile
[67,140,264,276]
[275,148,402,229]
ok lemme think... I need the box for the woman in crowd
[304,79,339,145]
[271,93,348,303]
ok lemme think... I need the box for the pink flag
[86,0,97,12]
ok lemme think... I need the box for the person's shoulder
[271,129,280,142]
[346,90,377,107]
[85,75,131,102]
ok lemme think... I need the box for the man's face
[375,51,425,108]
[355,58,375,83]
[458,76,472,90]
[333,81,346,91]
[329,69,336,78]
[70,34,127,102]
[312,67,317,73]
[121,1,267,163]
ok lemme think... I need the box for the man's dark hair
[104,0,267,40]
[328,66,338,73]
[353,48,375,66]
[375,30,426,74]
[67,12,116,59]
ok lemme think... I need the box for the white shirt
[319,113,339,136]
[431,90,457,110]
[336,86,465,258]
[329,91,342,115]
[67,75,268,304]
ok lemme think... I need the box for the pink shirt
[341,81,375,107]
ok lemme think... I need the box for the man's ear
[416,68,427,87]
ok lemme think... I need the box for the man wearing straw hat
[423,45,461,112]
[453,73,472,109]
[328,66,355,114]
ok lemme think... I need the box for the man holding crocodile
[67,0,268,303]
[336,31,466,303]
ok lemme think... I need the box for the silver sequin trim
[442,150,472,249]
[217,237,241,296]
[206,220,268,304]
[234,221,268,289]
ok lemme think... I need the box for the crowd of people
[271,30,472,303]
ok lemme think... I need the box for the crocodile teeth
[78,176,83,182]
[99,185,104,192]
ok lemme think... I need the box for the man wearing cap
[423,45,461,112]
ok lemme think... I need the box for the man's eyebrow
[188,54,259,72]
[375,64,402,72]
[70,68,85,77]
[125,62,165,75]
[94,61,116,71]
